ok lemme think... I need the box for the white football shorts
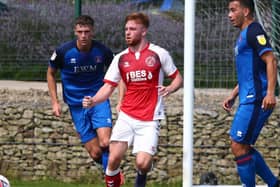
[110,111,160,155]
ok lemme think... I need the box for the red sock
[105,172,121,187]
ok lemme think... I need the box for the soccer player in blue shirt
[223,1,279,187]
[47,15,113,173]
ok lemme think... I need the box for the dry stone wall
[0,88,183,184]
[0,87,279,185]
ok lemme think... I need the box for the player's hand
[262,94,276,110]
[82,96,93,108]
[222,96,235,112]
[157,85,170,97]
[52,102,61,117]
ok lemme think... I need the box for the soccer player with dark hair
[47,15,113,173]
[83,12,183,187]
[223,1,279,186]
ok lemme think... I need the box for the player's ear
[141,27,147,37]
[243,7,250,17]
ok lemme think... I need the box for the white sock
[105,168,120,176]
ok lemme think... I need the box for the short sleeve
[158,48,178,78]
[247,22,273,57]
[48,48,63,69]
[104,53,121,87]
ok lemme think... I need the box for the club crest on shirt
[95,56,102,63]
[145,56,156,67]
[257,34,266,45]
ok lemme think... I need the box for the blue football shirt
[49,40,113,106]
[234,22,272,104]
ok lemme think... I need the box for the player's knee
[91,153,101,161]
[135,152,153,173]
[88,147,102,161]
[109,153,120,162]
[230,141,251,157]
[136,160,151,173]
[99,138,110,148]
[108,154,122,169]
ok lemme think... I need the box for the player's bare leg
[84,137,102,164]
[84,127,111,174]
[134,152,153,187]
[96,127,111,171]
[105,141,128,187]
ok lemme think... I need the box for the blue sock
[134,171,147,187]
[101,148,109,172]
[235,152,256,187]
[252,148,278,187]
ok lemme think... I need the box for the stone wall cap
[0,80,61,92]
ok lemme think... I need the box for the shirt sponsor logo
[147,72,153,80]
[126,70,153,82]
[74,65,97,73]
[257,34,267,45]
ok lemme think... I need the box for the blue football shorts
[69,100,112,144]
[230,102,273,145]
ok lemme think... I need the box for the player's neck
[76,40,92,52]
[240,18,254,30]
[129,39,148,53]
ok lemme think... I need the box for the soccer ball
[0,175,10,187]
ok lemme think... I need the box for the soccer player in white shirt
[83,12,183,187]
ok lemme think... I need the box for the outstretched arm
[116,79,126,113]
[83,83,116,108]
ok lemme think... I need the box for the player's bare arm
[83,83,116,108]
[157,72,183,97]
[47,67,61,116]
[223,84,239,112]
[116,79,126,113]
[261,51,277,110]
